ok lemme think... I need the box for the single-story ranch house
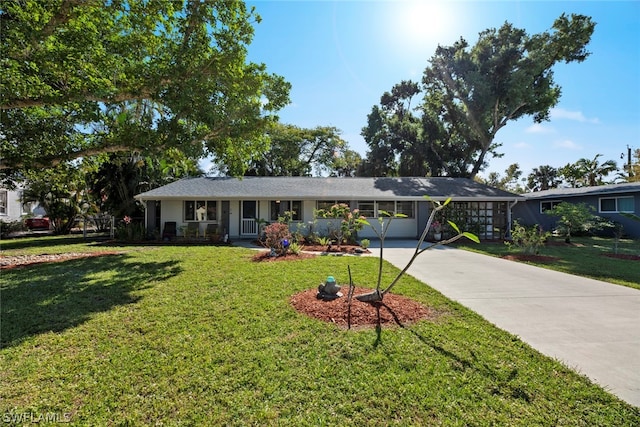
[134,177,522,241]
[513,182,640,238]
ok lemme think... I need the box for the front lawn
[456,236,640,290]
[1,237,638,425]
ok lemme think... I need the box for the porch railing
[241,218,258,235]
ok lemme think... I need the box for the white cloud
[513,142,531,149]
[553,139,583,150]
[525,123,554,134]
[550,108,600,124]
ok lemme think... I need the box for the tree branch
[1,86,159,110]
[37,0,92,40]
[0,145,133,171]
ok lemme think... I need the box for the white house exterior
[0,186,45,223]
[135,177,521,241]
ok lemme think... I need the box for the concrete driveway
[368,240,640,407]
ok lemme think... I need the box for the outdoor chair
[205,223,219,242]
[186,222,200,239]
[162,221,177,241]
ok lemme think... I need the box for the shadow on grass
[0,235,110,251]
[376,319,533,403]
[0,254,182,348]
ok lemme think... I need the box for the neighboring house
[512,182,640,238]
[134,177,522,241]
[0,186,45,223]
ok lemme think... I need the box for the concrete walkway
[368,241,640,407]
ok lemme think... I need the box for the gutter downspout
[505,199,519,240]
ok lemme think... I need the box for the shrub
[288,242,302,255]
[314,203,367,245]
[544,201,598,243]
[0,220,24,238]
[115,216,146,241]
[506,221,550,254]
[291,221,307,244]
[359,238,371,249]
[316,236,332,247]
[263,222,292,256]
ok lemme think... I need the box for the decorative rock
[316,276,343,300]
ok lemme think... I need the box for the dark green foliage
[1,0,290,182]
[360,14,595,178]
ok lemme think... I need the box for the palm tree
[527,165,561,192]
[575,154,618,186]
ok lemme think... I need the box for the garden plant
[356,197,479,302]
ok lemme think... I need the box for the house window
[540,201,561,213]
[396,201,414,218]
[356,201,415,218]
[316,201,350,211]
[270,200,302,221]
[357,201,375,218]
[19,191,32,215]
[444,201,507,240]
[184,200,217,221]
[599,196,634,213]
[0,190,7,215]
[377,201,395,216]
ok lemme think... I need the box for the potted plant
[431,220,443,241]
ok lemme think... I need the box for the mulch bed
[301,244,370,255]
[251,243,370,262]
[0,252,123,270]
[252,251,317,262]
[501,254,559,264]
[290,287,440,329]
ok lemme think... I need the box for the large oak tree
[360,14,595,178]
[241,123,355,177]
[0,0,290,181]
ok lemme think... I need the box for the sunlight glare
[394,1,458,50]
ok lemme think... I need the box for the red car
[24,217,50,230]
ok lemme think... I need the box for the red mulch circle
[290,287,439,329]
[501,254,559,263]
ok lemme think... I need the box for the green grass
[1,236,639,425]
[456,236,640,290]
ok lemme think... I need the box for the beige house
[135,176,522,241]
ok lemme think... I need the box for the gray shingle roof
[522,182,640,200]
[135,177,521,201]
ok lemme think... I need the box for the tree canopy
[0,0,290,182]
[360,14,595,178]
[240,123,360,177]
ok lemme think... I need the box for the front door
[241,201,258,236]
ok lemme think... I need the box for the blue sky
[245,1,639,179]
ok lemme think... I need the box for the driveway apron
[372,242,640,407]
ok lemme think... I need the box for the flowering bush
[431,220,442,233]
[263,222,292,256]
[315,204,367,245]
[116,216,145,241]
